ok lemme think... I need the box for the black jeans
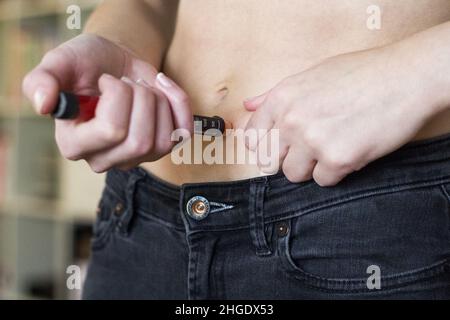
[83,134,450,299]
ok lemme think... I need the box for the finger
[129,77,175,153]
[85,81,158,172]
[55,74,133,159]
[116,91,175,171]
[126,58,159,86]
[155,72,193,135]
[22,69,60,115]
[244,101,275,151]
[312,162,347,187]
[282,147,316,183]
[244,91,270,111]
[153,90,176,157]
[256,128,288,174]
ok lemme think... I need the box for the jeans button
[186,196,210,220]
[276,222,289,237]
[114,202,124,216]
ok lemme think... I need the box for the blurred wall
[0,0,104,299]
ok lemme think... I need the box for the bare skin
[144,0,450,184]
[22,0,450,186]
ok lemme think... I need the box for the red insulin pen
[52,92,232,136]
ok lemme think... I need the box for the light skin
[22,0,450,186]
[244,22,450,186]
[22,1,192,173]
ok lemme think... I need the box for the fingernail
[102,73,114,80]
[156,73,173,88]
[136,78,151,88]
[121,76,134,84]
[34,88,47,112]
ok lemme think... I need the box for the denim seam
[103,184,124,203]
[248,183,260,253]
[248,181,271,256]
[298,263,449,294]
[134,211,186,231]
[181,177,450,232]
[277,235,450,292]
[187,248,197,300]
[440,184,450,202]
[290,264,450,294]
[118,174,145,235]
[266,176,450,225]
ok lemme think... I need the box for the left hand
[244,47,435,186]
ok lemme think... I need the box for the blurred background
[0,0,104,299]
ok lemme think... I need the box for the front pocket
[276,185,450,292]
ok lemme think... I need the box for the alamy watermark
[367,5,382,30]
[366,265,381,290]
[66,5,81,30]
[66,265,82,290]
[170,127,280,171]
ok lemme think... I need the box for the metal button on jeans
[276,222,289,237]
[114,202,124,216]
[186,196,210,220]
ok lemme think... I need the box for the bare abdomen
[142,0,450,184]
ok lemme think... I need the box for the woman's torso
[142,0,450,185]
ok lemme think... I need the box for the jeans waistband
[104,132,450,231]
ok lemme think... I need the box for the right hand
[22,34,193,172]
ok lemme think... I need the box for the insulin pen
[52,92,232,136]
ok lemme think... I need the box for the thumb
[244,91,270,111]
[22,69,60,115]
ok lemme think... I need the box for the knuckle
[312,170,329,187]
[314,176,332,187]
[87,161,108,174]
[100,123,127,144]
[112,80,133,97]
[59,145,82,161]
[323,148,356,171]
[42,49,63,64]
[270,86,291,104]
[127,137,154,157]
[283,169,301,183]
[280,114,298,131]
[55,132,82,160]
[282,165,310,183]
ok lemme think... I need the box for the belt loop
[249,177,271,257]
[118,169,145,235]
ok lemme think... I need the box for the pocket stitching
[440,184,450,203]
[267,178,450,225]
[90,189,124,251]
[277,229,450,292]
